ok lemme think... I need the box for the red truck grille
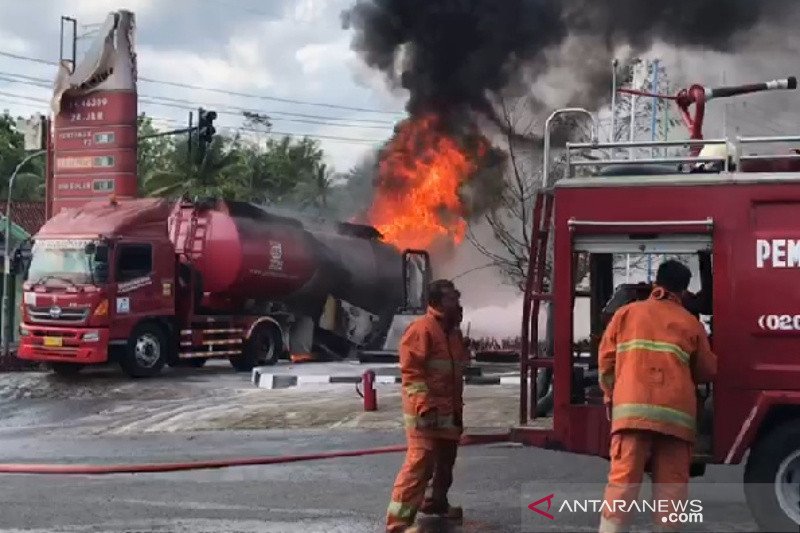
[27,305,89,324]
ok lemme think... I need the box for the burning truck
[12,10,435,377]
[17,197,429,377]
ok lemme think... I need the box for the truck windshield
[27,239,109,285]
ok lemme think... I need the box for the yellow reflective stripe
[387,500,416,520]
[612,403,695,429]
[617,339,690,365]
[404,381,428,395]
[599,372,614,388]
[426,359,453,372]
[402,413,456,429]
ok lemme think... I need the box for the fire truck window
[116,245,153,282]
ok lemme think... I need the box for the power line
[0,89,49,105]
[137,96,392,130]
[0,50,404,116]
[0,91,383,145]
[140,93,393,125]
[0,69,396,128]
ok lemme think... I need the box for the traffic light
[197,107,217,147]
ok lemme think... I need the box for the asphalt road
[0,429,758,533]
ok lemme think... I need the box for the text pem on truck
[514,76,800,531]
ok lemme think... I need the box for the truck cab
[17,198,176,377]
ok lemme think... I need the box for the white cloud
[0,29,33,55]
[138,43,274,91]
[70,0,156,22]
[289,0,327,23]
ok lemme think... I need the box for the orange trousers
[386,437,458,532]
[599,430,692,533]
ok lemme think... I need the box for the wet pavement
[0,430,756,532]
[0,360,520,436]
[0,362,764,532]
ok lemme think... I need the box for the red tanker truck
[16,197,429,377]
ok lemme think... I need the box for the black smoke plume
[343,0,786,127]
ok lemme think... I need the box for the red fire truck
[16,197,429,378]
[515,77,800,530]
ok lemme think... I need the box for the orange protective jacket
[399,307,467,440]
[598,288,717,442]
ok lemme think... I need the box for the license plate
[43,337,63,347]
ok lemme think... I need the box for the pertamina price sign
[53,92,137,213]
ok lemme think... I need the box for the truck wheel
[744,419,800,532]
[51,362,82,376]
[120,322,167,378]
[230,323,281,371]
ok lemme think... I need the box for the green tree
[293,162,334,212]
[143,134,247,199]
[136,115,337,210]
[0,113,45,201]
[136,114,176,192]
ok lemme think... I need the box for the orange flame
[368,114,482,250]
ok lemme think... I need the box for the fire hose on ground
[0,432,510,475]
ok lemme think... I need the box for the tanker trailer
[170,199,429,368]
[18,197,429,378]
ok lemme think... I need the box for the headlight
[83,331,100,342]
[19,326,29,336]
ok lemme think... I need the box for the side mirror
[84,243,97,255]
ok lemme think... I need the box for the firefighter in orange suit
[386,279,467,533]
[598,260,717,533]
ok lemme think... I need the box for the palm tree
[294,162,334,211]
[143,136,247,199]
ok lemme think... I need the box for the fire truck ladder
[520,108,598,425]
[520,191,554,424]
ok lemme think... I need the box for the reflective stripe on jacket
[399,307,467,440]
[598,288,717,442]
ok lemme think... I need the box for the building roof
[0,201,46,236]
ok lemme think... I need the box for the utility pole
[722,70,728,138]
[187,111,193,165]
[650,59,660,157]
[610,58,618,144]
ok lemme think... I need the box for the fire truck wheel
[120,322,167,378]
[50,362,82,377]
[744,419,800,532]
[230,323,281,371]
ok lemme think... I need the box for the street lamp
[1,149,46,357]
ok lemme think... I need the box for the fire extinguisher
[358,370,377,411]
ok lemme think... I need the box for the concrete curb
[252,367,525,390]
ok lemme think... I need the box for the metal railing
[735,135,800,169]
[562,138,730,179]
[539,109,800,182]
